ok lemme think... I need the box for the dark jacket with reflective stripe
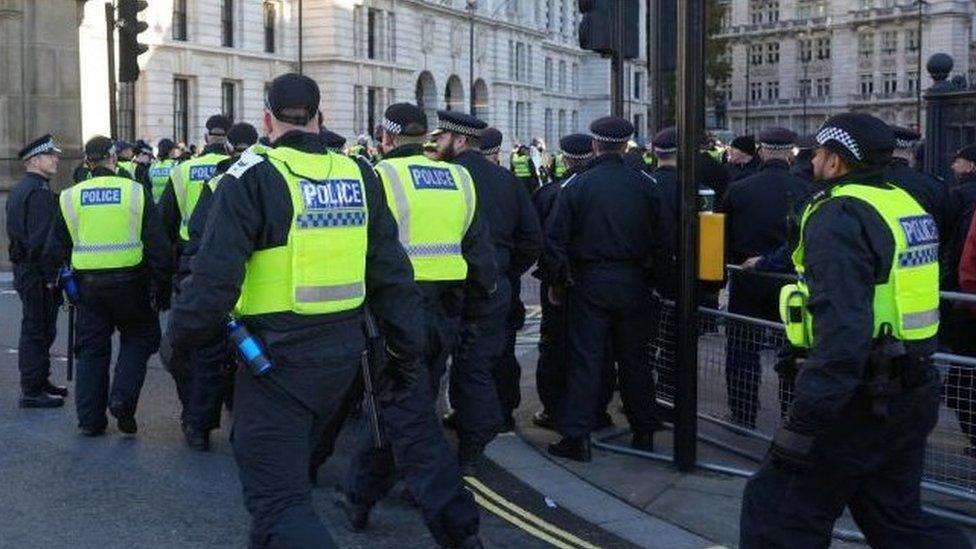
[167,131,424,365]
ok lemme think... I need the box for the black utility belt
[77,270,145,286]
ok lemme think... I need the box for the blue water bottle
[227,317,274,376]
[59,266,80,303]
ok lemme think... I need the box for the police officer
[739,113,969,548]
[116,141,137,177]
[432,110,542,470]
[531,133,592,430]
[479,127,503,166]
[510,144,539,194]
[885,126,949,235]
[158,115,232,248]
[130,140,154,192]
[545,117,666,461]
[337,103,493,547]
[349,134,374,163]
[166,73,426,548]
[6,134,67,408]
[720,127,809,429]
[791,134,816,183]
[726,135,759,183]
[149,139,181,203]
[71,140,134,183]
[171,122,261,451]
[321,127,347,153]
[42,136,171,435]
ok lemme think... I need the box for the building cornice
[399,0,547,37]
[148,41,297,65]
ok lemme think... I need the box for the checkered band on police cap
[381,117,402,136]
[816,126,862,161]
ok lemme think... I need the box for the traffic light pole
[611,52,624,117]
[105,2,118,139]
[674,0,705,473]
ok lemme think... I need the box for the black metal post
[611,2,625,118]
[469,2,475,114]
[802,61,809,135]
[105,2,118,139]
[298,0,304,74]
[649,0,662,130]
[916,0,924,130]
[744,43,750,134]
[674,0,704,473]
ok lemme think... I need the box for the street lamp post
[802,60,809,134]
[744,42,751,133]
[916,0,925,131]
[298,0,304,74]
[468,0,476,114]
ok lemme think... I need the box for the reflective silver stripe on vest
[375,162,411,247]
[62,188,80,238]
[902,309,939,330]
[404,243,463,257]
[294,282,365,303]
[73,242,142,254]
[129,181,144,244]
[172,164,188,217]
[454,166,476,231]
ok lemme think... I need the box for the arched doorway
[415,71,437,127]
[472,79,489,120]
[444,75,464,112]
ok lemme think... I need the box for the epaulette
[560,173,580,189]
[225,147,266,179]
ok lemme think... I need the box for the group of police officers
[6,70,976,548]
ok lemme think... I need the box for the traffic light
[118,0,148,83]
[578,0,640,59]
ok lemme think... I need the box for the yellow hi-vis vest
[374,156,476,282]
[780,183,940,348]
[512,153,531,178]
[235,147,369,317]
[172,152,229,240]
[553,153,567,179]
[117,160,136,177]
[149,159,178,203]
[59,176,145,271]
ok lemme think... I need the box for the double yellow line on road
[463,475,603,549]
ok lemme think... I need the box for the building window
[797,39,812,63]
[881,31,897,55]
[816,77,831,97]
[367,8,379,60]
[516,43,526,82]
[173,78,189,144]
[816,37,831,60]
[118,82,136,141]
[633,114,644,141]
[907,71,919,92]
[859,74,874,95]
[354,6,364,58]
[515,101,525,141]
[172,0,187,41]
[222,81,236,122]
[221,0,234,47]
[797,78,811,98]
[558,109,566,138]
[750,81,763,101]
[749,44,763,66]
[766,43,779,64]
[859,0,873,9]
[572,63,579,92]
[264,2,276,53]
[354,86,364,135]
[634,71,643,99]
[883,72,898,94]
[906,29,919,52]
[572,110,579,132]
[766,81,779,100]
[545,109,553,146]
[508,40,515,80]
[387,12,397,61]
[545,58,553,88]
[858,33,874,59]
[558,61,567,92]
[508,100,514,139]
[367,87,379,137]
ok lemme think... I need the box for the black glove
[769,427,815,473]
[378,353,422,403]
[151,282,172,312]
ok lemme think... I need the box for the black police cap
[955,145,976,163]
[816,113,894,166]
[157,138,176,157]
[382,103,427,136]
[228,123,259,150]
[890,125,921,149]
[85,136,116,162]
[590,116,634,143]
[480,128,503,154]
[266,73,320,126]
[320,128,347,150]
[116,140,134,152]
[206,115,233,135]
[434,110,487,138]
[652,127,678,154]
[758,127,796,150]
[18,134,61,161]
[559,134,593,160]
[729,135,756,156]
[135,139,153,155]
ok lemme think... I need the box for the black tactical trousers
[14,267,61,394]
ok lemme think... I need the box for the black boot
[547,437,592,462]
[532,409,557,431]
[334,490,370,532]
[442,410,459,431]
[116,415,138,435]
[631,431,654,452]
[19,392,64,409]
[43,382,69,397]
[182,423,210,451]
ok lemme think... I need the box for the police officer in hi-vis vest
[148,138,181,204]
[41,136,172,436]
[165,74,427,548]
[336,103,494,547]
[157,115,231,248]
[739,113,969,548]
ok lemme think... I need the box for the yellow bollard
[698,212,725,282]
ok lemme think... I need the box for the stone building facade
[715,0,975,135]
[80,0,652,151]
